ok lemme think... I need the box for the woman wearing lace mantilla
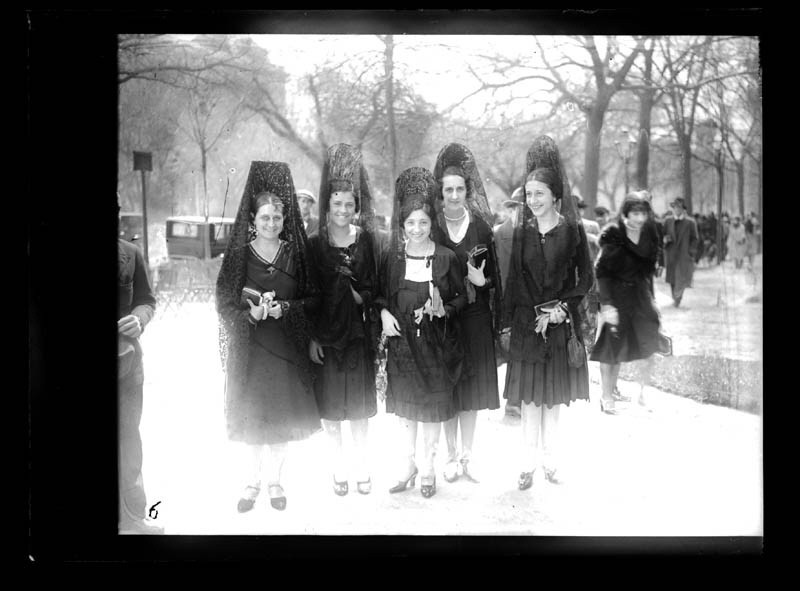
[501,136,594,491]
[307,144,379,497]
[216,161,321,514]
[432,143,502,485]
[376,166,466,499]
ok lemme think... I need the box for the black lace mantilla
[216,161,319,392]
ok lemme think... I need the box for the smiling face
[328,190,357,228]
[403,208,432,245]
[254,203,284,240]
[624,209,648,230]
[441,174,467,214]
[525,179,557,219]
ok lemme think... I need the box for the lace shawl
[433,142,504,335]
[215,161,319,391]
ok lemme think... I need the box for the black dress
[590,222,661,364]
[224,242,322,445]
[377,244,467,422]
[307,228,378,421]
[439,215,500,411]
[503,217,593,408]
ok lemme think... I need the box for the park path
[135,257,762,537]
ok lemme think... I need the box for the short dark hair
[621,194,652,217]
[330,181,361,212]
[525,167,562,202]
[437,165,470,201]
[399,196,433,224]
[251,192,284,217]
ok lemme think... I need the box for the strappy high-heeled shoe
[443,461,460,483]
[268,484,286,511]
[460,459,479,484]
[420,477,437,498]
[237,485,260,513]
[388,467,418,494]
[518,471,534,491]
[333,475,349,497]
[544,467,563,485]
[600,398,617,414]
[356,478,372,495]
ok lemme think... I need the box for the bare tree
[118,34,252,88]
[177,82,246,220]
[440,36,644,213]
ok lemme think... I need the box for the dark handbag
[657,332,673,356]
[565,309,585,369]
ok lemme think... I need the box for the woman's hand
[381,308,401,337]
[548,304,567,324]
[466,259,487,287]
[309,339,325,365]
[117,314,142,338]
[499,329,511,353]
[351,286,363,305]
[247,299,266,322]
[266,301,284,319]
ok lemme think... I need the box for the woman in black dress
[590,193,662,413]
[216,161,321,513]
[307,144,378,496]
[376,167,466,499]
[432,143,502,484]
[502,136,593,490]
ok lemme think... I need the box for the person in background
[501,136,593,491]
[118,198,163,535]
[594,205,612,230]
[377,166,466,499]
[590,193,663,413]
[576,194,601,356]
[216,161,322,514]
[493,187,525,418]
[727,215,748,269]
[433,143,502,484]
[307,144,379,496]
[297,188,320,237]
[744,211,760,270]
[662,197,699,308]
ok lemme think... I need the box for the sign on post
[133,151,152,266]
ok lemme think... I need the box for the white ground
[136,258,762,537]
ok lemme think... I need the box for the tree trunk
[716,154,724,265]
[680,135,694,213]
[636,40,656,191]
[583,108,605,213]
[757,155,762,252]
[736,160,745,217]
[384,36,398,183]
[201,142,209,223]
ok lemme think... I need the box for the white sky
[250,34,554,119]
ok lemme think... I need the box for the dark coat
[663,215,699,291]
[118,239,156,379]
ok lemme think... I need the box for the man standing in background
[493,187,524,418]
[118,199,163,534]
[663,197,699,308]
[296,189,319,237]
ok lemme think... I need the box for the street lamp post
[614,129,637,197]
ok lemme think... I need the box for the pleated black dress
[308,229,378,421]
[439,215,500,411]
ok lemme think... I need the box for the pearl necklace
[444,208,467,222]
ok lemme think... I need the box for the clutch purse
[534,299,560,318]
[467,243,489,268]
[241,287,275,307]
